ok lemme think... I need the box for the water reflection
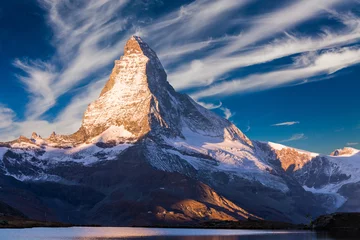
[0,227,357,240]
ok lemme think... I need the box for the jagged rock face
[294,156,351,188]
[75,36,250,145]
[274,148,314,172]
[79,36,171,142]
[266,143,318,173]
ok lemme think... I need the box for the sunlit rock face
[79,36,251,145]
[80,36,169,142]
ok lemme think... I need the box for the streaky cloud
[5,0,360,141]
[191,47,360,99]
[220,107,234,120]
[0,105,15,129]
[197,101,223,110]
[280,133,307,143]
[272,121,300,126]
[169,11,360,90]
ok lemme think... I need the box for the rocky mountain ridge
[0,36,358,226]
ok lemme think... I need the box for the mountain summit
[76,35,174,143]
[47,36,250,147]
[0,36,358,226]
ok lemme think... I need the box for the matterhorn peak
[99,35,168,98]
[71,36,250,146]
[76,35,178,142]
[5,36,250,148]
[124,35,150,56]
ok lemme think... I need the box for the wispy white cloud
[0,105,15,129]
[0,77,106,141]
[280,133,307,143]
[192,47,360,99]
[13,59,56,119]
[217,0,343,56]
[171,18,360,90]
[272,121,300,127]
[14,0,130,119]
[168,0,358,90]
[245,121,251,132]
[221,107,234,120]
[197,101,222,110]
[139,0,250,44]
[347,142,359,146]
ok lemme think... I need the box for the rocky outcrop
[312,212,360,231]
[273,148,313,172]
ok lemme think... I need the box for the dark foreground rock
[0,200,72,228]
[0,216,73,229]
[311,212,360,235]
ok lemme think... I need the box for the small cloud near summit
[221,107,234,120]
[280,133,307,143]
[347,142,359,146]
[197,101,222,110]
[271,121,300,126]
[245,122,251,133]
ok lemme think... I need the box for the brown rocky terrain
[273,147,313,172]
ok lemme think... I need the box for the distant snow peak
[331,147,360,156]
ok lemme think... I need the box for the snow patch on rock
[92,125,134,143]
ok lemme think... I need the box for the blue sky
[0,0,359,153]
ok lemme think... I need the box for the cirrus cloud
[0,105,15,129]
[280,133,307,143]
[347,142,359,146]
[272,121,300,127]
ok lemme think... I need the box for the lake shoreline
[1,212,360,237]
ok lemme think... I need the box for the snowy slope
[298,148,360,192]
[267,143,360,211]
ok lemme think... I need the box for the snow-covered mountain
[0,36,357,225]
[267,143,360,213]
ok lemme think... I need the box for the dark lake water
[0,227,356,240]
